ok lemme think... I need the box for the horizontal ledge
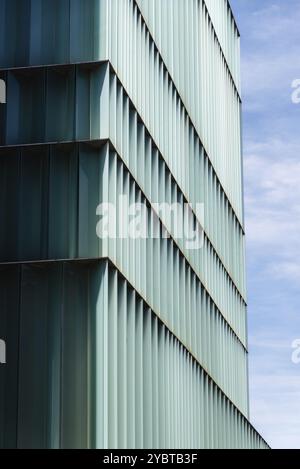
[0,255,270,447]
[0,256,250,418]
[0,135,247,307]
[1,57,244,231]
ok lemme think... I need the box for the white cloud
[244,132,300,447]
[249,336,293,351]
[269,261,300,284]
[248,331,300,449]
[244,144,300,256]
[250,372,300,449]
[229,0,300,449]
[238,1,300,111]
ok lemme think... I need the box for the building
[0,0,268,449]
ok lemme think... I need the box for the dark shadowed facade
[0,0,268,449]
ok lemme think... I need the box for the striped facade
[0,0,268,448]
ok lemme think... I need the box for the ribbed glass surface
[0,139,248,409]
[0,63,247,341]
[0,261,267,449]
[0,0,268,449]
[106,0,244,223]
[0,0,243,222]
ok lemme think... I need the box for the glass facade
[0,0,268,448]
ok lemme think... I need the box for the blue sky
[230,0,300,449]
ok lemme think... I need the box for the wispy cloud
[239,1,300,113]
[244,140,300,288]
[231,0,300,449]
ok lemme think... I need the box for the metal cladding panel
[0,0,104,67]
[0,0,268,449]
[0,63,246,306]
[1,0,243,224]
[0,261,268,449]
[0,139,248,410]
[110,0,244,224]
[136,0,241,92]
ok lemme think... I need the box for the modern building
[0,0,268,449]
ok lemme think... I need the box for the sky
[230,0,300,449]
